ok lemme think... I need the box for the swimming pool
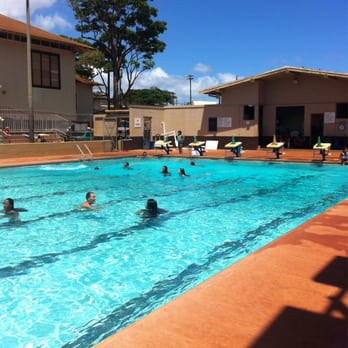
[0,158,347,347]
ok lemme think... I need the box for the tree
[75,49,104,80]
[127,87,176,106]
[68,0,167,109]
[76,49,113,100]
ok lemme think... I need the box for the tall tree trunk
[113,68,121,109]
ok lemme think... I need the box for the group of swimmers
[162,166,190,176]
[80,192,166,218]
[2,160,196,222]
[162,161,195,177]
[81,160,196,217]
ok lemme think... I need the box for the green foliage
[75,50,106,80]
[68,0,167,108]
[127,87,176,106]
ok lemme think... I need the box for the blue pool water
[0,158,347,347]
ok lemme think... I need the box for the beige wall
[130,106,165,137]
[0,140,112,159]
[222,82,260,105]
[76,82,94,119]
[0,39,77,116]
[128,104,257,139]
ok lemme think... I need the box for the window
[32,51,61,89]
[336,103,348,119]
[208,117,217,132]
[243,105,255,120]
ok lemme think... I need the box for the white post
[26,0,34,142]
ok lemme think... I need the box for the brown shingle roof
[200,66,348,97]
[0,13,92,53]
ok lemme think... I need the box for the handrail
[74,143,93,161]
[83,144,93,160]
[75,144,85,160]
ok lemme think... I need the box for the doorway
[258,105,264,145]
[276,106,304,148]
[311,113,324,146]
[143,117,152,149]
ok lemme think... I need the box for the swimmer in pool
[161,165,171,176]
[136,199,167,218]
[80,192,97,210]
[1,198,20,223]
[178,168,190,176]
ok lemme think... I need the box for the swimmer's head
[3,198,14,211]
[145,199,158,216]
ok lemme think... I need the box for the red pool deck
[94,199,348,348]
[0,147,343,167]
[0,148,347,347]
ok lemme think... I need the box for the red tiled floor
[0,148,346,347]
[0,147,342,168]
[93,198,347,348]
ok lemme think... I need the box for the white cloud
[34,13,73,32]
[217,72,238,83]
[0,3,24,18]
[31,0,57,12]
[94,67,225,104]
[0,0,56,20]
[132,67,233,104]
[193,63,211,74]
[92,66,236,104]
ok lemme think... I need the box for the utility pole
[26,0,34,142]
[186,74,194,105]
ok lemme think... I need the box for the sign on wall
[217,117,232,128]
[324,112,335,124]
[134,117,141,127]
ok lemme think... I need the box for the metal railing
[75,144,93,161]
[0,109,70,135]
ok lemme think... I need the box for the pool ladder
[75,144,93,161]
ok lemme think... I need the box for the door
[276,106,304,148]
[311,113,324,146]
[143,117,152,149]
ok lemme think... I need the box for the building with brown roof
[102,66,347,150]
[0,13,94,125]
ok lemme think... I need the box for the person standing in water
[177,130,184,154]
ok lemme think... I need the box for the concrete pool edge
[94,198,348,348]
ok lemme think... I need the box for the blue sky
[1,0,348,104]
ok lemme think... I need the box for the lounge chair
[204,140,219,152]
[155,140,172,155]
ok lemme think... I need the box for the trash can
[149,140,155,149]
